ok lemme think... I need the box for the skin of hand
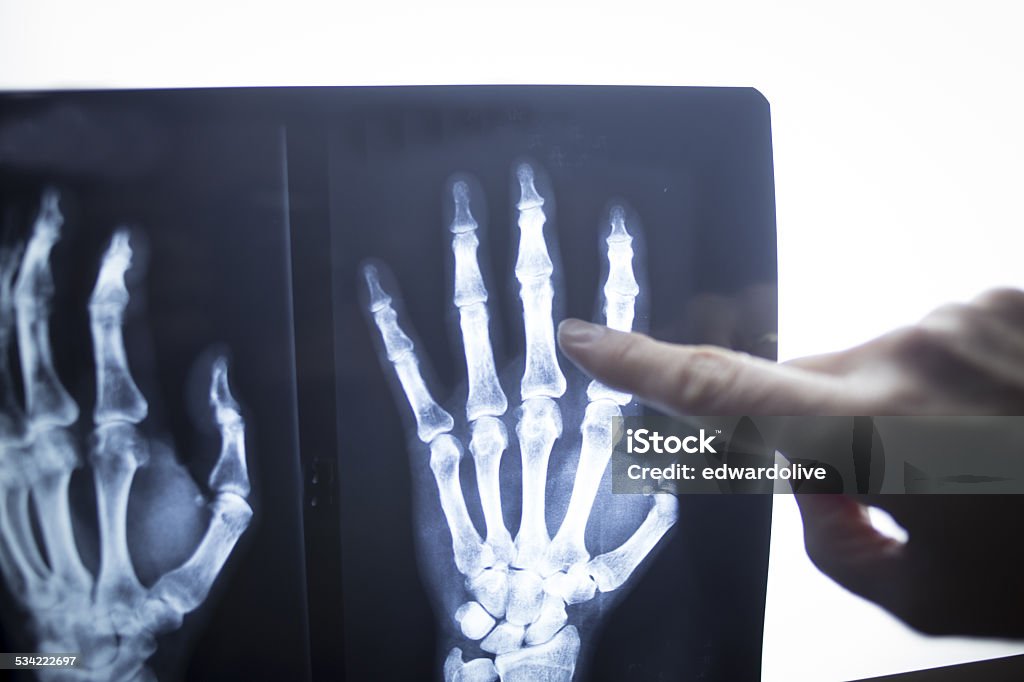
[556,287,1024,638]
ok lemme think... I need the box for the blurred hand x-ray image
[0,192,251,681]
[365,163,677,681]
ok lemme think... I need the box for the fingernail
[558,319,606,349]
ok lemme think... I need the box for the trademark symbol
[716,429,722,434]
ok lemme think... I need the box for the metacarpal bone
[546,400,622,571]
[587,494,678,592]
[431,435,494,577]
[513,397,561,571]
[444,648,499,682]
[514,164,566,400]
[91,423,148,613]
[469,417,514,564]
[13,190,79,428]
[0,486,54,601]
[30,431,92,591]
[90,231,148,425]
[494,624,580,682]
[365,265,454,442]
[455,600,497,640]
[145,491,253,626]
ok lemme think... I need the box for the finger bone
[90,231,148,425]
[0,247,26,440]
[444,648,499,682]
[451,184,506,420]
[587,206,639,405]
[431,435,493,577]
[207,359,250,497]
[365,265,453,442]
[14,191,78,427]
[514,164,565,400]
[587,494,677,592]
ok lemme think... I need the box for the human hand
[364,165,677,681]
[0,192,253,680]
[557,289,1024,636]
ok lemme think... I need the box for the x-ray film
[0,87,778,681]
[327,88,777,681]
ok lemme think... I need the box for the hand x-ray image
[0,97,308,681]
[0,86,777,681]
[328,88,778,681]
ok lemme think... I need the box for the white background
[2,1,1023,679]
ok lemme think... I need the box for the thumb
[557,319,846,416]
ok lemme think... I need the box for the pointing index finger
[558,322,851,416]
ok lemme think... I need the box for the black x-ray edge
[0,86,782,681]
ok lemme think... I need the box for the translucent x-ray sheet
[327,87,777,681]
[0,94,309,681]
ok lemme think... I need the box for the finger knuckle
[973,287,1024,314]
[675,346,737,412]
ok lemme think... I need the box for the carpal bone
[494,624,580,682]
[14,193,78,428]
[444,648,499,682]
[207,359,250,497]
[547,400,621,570]
[587,494,678,592]
[524,593,567,646]
[455,600,496,640]
[431,435,494,577]
[467,564,510,618]
[515,164,566,400]
[365,265,454,442]
[505,568,544,626]
[514,397,561,571]
[90,231,148,425]
[470,417,513,564]
[480,620,525,655]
